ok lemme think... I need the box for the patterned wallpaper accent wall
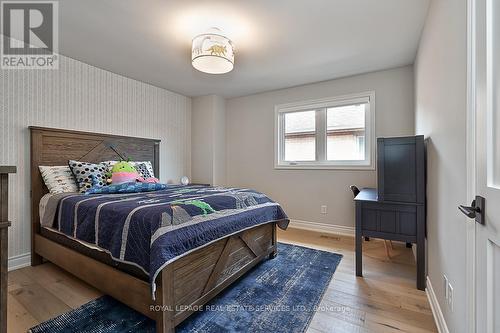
[0,55,192,267]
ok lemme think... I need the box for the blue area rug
[29,243,342,333]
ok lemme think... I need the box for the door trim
[466,0,477,331]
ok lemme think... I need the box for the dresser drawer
[360,203,417,237]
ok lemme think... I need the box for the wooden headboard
[29,126,160,265]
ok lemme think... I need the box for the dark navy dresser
[354,136,426,290]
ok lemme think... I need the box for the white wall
[414,0,467,332]
[212,96,226,185]
[191,95,226,185]
[192,96,215,184]
[226,66,414,229]
[0,55,191,269]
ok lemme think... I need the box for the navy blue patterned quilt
[50,185,289,297]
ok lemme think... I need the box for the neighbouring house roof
[285,104,365,133]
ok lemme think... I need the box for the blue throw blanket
[51,185,289,298]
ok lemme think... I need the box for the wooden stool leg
[384,240,391,259]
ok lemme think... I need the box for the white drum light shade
[192,28,234,74]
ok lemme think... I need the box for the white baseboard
[288,219,354,237]
[8,253,31,271]
[426,276,450,333]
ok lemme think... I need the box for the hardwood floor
[7,228,437,333]
[279,228,437,333]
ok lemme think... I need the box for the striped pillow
[39,166,78,194]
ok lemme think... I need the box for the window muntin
[275,92,374,169]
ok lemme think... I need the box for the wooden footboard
[35,222,278,333]
[169,222,276,327]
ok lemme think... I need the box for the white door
[469,0,500,331]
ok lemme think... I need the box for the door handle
[459,201,479,218]
[458,196,485,225]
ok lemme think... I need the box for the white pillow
[39,166,78,194]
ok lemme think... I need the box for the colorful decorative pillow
[39,166,78,194]
[68,160,108,193]
[134,162,153,179]
[104,160,155,178]
[139,161,155,178]
[101,160,117,174]
[139,161,155,177]
[85,181,167,195]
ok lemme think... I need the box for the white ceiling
[59,0,430,98]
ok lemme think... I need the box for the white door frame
[466,0,477,331]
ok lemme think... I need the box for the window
[275,92,375,169]
[326,104,365,161]
[284,110,316,161]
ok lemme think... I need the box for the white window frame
[274,91,376,170]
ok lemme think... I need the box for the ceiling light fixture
[192,28,234,74]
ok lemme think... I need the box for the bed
[30,126,289,332]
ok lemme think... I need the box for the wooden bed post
[30,129,44,266]
[269,222,278,259]
[156,265,175,333]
